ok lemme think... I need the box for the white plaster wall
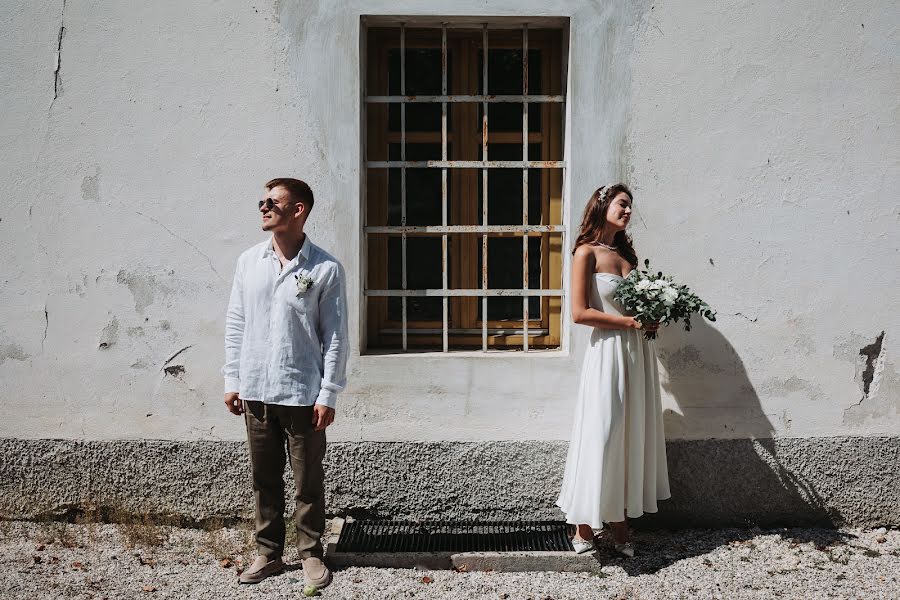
[0,0,897,442]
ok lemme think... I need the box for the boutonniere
[295,273,314,296]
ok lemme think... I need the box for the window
[363,19,566,352]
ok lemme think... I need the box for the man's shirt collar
[261,234,312,263]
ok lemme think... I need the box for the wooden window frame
[364,23,565,353]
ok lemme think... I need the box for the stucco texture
[2,437,897,527]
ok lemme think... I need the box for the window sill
[360,347,569,358]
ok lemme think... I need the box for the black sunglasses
[258,198,299,211]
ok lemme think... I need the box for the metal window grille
[364,22,566,353]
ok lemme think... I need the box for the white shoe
[613,542,635,558]
[572,537,595,554]
[238,556,284,584]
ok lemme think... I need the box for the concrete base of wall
[2,437,897,527]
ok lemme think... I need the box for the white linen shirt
[222,236,348,408]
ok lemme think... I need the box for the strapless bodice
[590,273,629,317]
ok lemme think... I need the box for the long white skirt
[556,327,671,527]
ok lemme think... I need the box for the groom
[222,178,348,588]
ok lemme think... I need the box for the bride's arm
[571,245,641,331]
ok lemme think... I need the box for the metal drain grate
[336,520,573,553]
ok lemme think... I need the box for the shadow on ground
[583,526,857,576]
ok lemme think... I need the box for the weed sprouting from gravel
[118,517,166,548]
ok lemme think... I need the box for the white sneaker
[572,537,595,554]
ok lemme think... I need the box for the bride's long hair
[572,183,638,266]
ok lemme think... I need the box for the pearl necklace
[595,242,618,251]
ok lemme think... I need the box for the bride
[556,183,671,556]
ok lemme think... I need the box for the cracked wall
[51,0,66,104]
[844,332,898,426]
[0,0,897,444]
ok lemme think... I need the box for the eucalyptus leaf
[613,259,717,340]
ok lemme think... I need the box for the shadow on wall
[646,318,838,528]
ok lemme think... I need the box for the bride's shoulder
[573,245,599,271]
[573,244,596,260]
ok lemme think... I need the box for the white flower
[661,287,679,304]
[649,280,666,290]
[295,273,314,295]
[636,279,653,291]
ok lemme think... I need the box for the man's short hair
[265,178,315,210]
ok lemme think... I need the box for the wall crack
[41,301,49,352]
[162,345,193,370]
[52,0,67,106]
[135,211,225,282]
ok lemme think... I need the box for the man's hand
[224,392,244,416]
[312,405,335,431]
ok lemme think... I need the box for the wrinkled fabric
[223,236,348,408]
[557,273,671,526]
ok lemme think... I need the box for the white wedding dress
[556,273,671,527]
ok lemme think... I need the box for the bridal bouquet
[614,260,716,340]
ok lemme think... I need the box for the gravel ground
[0,520,898,599]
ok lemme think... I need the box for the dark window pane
[389,142,442,161]
[478,49,542,132]
[388,48,452,131]
[484,102,541,133]
[479,236,541,320]
[485,297,539,321]
[388,144,447,226]
[387,237,442,320]
[482,49,542,95]
[388,297,443,322]
[389,104,442,132]
[479,144,542,225]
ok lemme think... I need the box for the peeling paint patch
[760,376,821,396]
[784,314,816,355]
[99,317,119,350]
[844,359,898,426]
[81,168,100,202]
[69,274,89,298]
[859,331,885,397]
[658,344,727,375]
[780,410,792,431]
[163,365,185,377]
[116,270,157,314]
[844,332,891,424]
[0,343,29,365]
